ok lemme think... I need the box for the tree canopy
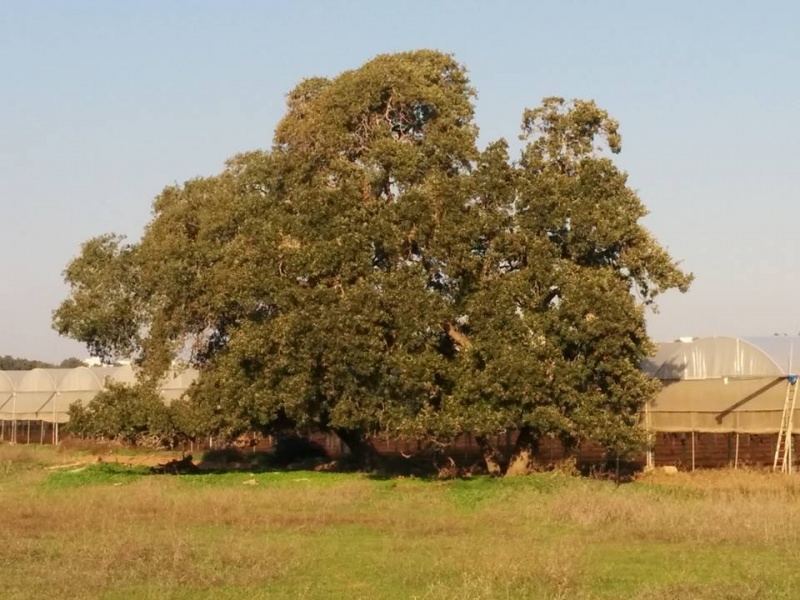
[53,50,691,473]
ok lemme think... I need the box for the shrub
[66,382,177,448]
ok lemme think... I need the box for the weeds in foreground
[2,447,800,599]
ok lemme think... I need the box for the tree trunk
[560,433,579,461]
[506,426,538,477]
[558,433,580,475]
[476,434,505,476]
[334,428,381,470]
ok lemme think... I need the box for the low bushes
[66,383,190,448]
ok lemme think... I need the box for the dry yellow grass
[2,445,800,599]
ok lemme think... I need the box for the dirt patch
[63,451,185,469]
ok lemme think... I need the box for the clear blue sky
[2,1,799,362]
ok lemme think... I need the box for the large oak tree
[54,50,691,472]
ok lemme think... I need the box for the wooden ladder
[773,376,799,473]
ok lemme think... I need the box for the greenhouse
[643,336,799,433]
[0,365,198,443]
[643,336,800,470]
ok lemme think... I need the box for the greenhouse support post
[689,412,696,472]
[51,392,62,445]
[645,402,654,469]
[52,393,57,444]
[11,393,16,444]
[734,433,739,469]
[727,433,732,466]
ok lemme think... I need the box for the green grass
[2,446,800,599]
[42,462,151,489]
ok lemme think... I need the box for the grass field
[2,445,800,599]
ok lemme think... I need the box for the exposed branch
[445,322,472,349]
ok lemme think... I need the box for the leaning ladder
[773,375,799,473]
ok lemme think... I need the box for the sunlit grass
[2,444,800,599]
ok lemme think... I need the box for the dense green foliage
[54,50,691,472]
[67,383,181,447]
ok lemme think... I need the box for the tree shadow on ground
[151,434,369,476]
[148,439,644,485]
[149,448,461,479]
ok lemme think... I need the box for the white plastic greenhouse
[0,365,197,443]
[643,336,800,433]
[643,336,800,470]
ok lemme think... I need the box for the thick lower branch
[445,323,472,349]
[333,428,381,470]
[506,426,538,476]
[476,434,505,476]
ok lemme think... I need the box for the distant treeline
[0,355,85,370]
